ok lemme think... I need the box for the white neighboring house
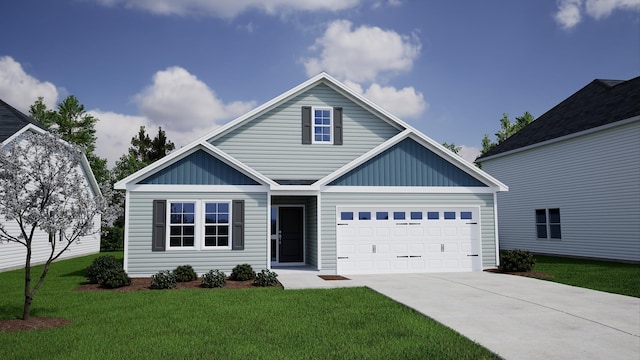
[0,99,102,272]
[477,77,640,262]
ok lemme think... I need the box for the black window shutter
[232,200,245,250]
[333,107,343,145]
[302,106,312,144]
[151,200,166,252]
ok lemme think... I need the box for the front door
[278,207,304,263]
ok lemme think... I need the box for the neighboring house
[477,77,640,262]
[0,99,102,272]
[115,73,508,276]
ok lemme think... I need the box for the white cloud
[303,20,421,83]
[360,83,427,118]
[133,66,255,132]
[95,0,361,18]
[458,145,481,164]
[0,56,58,113]
[554,0,640,29]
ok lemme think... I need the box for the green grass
[532,255,640,297]
[1,253,498,360]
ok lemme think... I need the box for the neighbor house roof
[477,76,640,161]
[0,99,47,143]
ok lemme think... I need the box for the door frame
[270,205,305,266]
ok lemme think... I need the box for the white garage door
[336,207,481,274]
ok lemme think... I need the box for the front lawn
[532,255,640,297]
[0,253,498,359]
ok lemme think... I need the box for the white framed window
[536,208,561,239]
[167,200,232,250]
[312,107,332,143]
[203,201,231,248]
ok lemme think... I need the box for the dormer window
[313,108,332,143]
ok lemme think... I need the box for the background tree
[29,96,109,184]
[442,142,461,155]
[0,132,106,320]
[480,111,534,156]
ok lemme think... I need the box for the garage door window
[376,212,389,220]
[341,212,354,221]
[427,212,439,220]
[444,212,456,220]
[461,212,472,220]
[359,212,371,220]
[393,212,405,220]
[410,212,422,220]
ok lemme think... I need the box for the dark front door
[279,207,304,263]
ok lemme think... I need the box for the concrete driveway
[278,271,640,359]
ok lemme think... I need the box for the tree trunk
[22,246,32,320]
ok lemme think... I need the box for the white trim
[266,191,272,270]
[493,192,500,268]
[124,184,268,193]
[1,123,47,145]
[478,115,640,163]
[322,186,502,194]
[165,199,233,251]
[311,106,333,144]
[123,190,131,272]
[317,193,322,271]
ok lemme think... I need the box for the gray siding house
[477,77,640,262]
[115,73,508,276]
[0,99,102,272]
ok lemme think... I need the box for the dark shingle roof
[477,76,640,160]
[0,99,48,143]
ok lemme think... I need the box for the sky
[1,0,638,166]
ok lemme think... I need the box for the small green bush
[231,264,256,281]
[173,265,198,282]
[254,269,279,287]
[98,268,132,289]
[150,270,177,289]
[201,269,226,288]
[85,255,121,284]
[499,249,536,272]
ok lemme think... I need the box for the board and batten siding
[126,191,268,276]
[481,120,640,262]
[210,83,402,180]
[319,192,497,271]
[0,214,100,272]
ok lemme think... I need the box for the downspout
[494,192,500,268]
[317,193,322,270]
[123,190,130,272]
[267,190,272,270]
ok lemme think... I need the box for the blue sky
[1,0,638,165]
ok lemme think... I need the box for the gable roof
[0,98,47,143]
[116,73,507,191]
[477,76,640,161]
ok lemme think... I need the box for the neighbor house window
[536,208,561,239]
[169,202,195,247]
[313,108,332,143]
[203,202,230,247]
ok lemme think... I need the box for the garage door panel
[337,207,481,275]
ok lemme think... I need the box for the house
[0,99,102,272]
[477,77,640,262]
[114,73,508,276]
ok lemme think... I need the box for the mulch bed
[318,275,350,280]
[1,277,281,333]
[484,268,554,279]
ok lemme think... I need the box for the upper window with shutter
[302,106,343,145]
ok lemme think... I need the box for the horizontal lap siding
[126,191,268,276]
[320,192,496,271]
[0,215,100,272]
[482,121,640,262]
[211,84,401,180]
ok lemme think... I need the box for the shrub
[173,265,198,282]
[100,226,124,251]
[85,255,121,284]
[201,269,227,288]
[150,270,177,289]
[499,249,536,272]
[231,264,256,281]
[98,268,132,289]
[254,269,279,287]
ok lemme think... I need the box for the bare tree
[0,131,105,320]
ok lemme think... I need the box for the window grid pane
[313,108,331,143]
[204,202,231,247]
[169,202,195,247]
